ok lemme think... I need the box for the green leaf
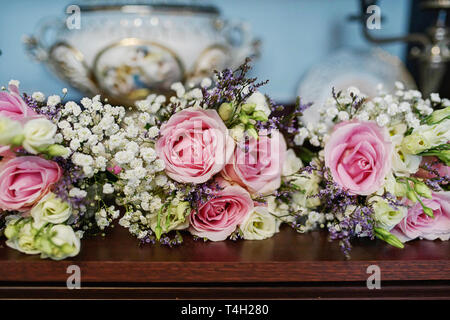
[297,146,315,165]
[374,227,404,249]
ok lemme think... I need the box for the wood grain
[0,225,449,284]
[0,282,449,300]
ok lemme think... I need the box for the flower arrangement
[0,60,318,258]
[294,84,450,256]
[0,61,449,260]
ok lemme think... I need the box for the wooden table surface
[0,225,449,299]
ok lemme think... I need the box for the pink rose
[0,156,62,212]
[156,107,234,184]
[189,180,254,241]
[392,192,450,242]
[222,130,287,195]
[0,84,36,121]
[324,121,393,195]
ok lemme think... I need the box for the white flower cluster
[133,81,204,122]
[115,82,211,239]
[95,206,120,230]
[269,158,328,233]
[294,84,449,148]
[48,94,133,229]
[53,95,126,177]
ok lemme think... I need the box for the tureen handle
[23,17,62,62]
[223,21,261,68]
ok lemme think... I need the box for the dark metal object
[351,0,450,96]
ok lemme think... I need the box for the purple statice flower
[23,93,62,120]
[315,169,358,215]
[140,231,183,247]
[184,181,223,210]
[264,96,312,146]
[419,162,449,191]
[329,206,375,258]
[52,157,85,209]
[229,229,243,241]
[302,166,378,257]
[202,57,268,109]
[381,192,407,211]
[331,87,365,116]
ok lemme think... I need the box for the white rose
[31,193,72,228]
[282,149,303,176]
[245,91,271,117]
[0,117,23,145]
[22,118,56,154]
[239,206,280,240]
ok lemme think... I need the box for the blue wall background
[0,0,411,103]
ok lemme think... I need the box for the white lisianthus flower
[380,172,407,197]
[266,196,293,223]
[31,193,72,228]
[5,218,40,255]
[37,225,81,260]
[369,196,407,231]
[239,206,280,240]
[149,201,190,236]
[282,149,303,176]
[22,118,57,154]
[290,172,321,208]
[0,117,23,145]
[392,150,422,176]
[389,126,422,176]
[245,91,271,117]
[402,119,450,154]
[229,124,245,142]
